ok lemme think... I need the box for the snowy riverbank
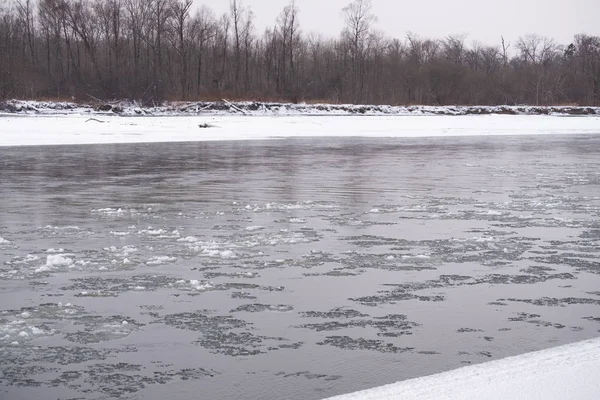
[1,114,600,147]
[324,337,600,400]
[1,99,599,116]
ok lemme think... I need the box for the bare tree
[16,0,36,64]
[0,0,598,106]
[192,5,216,96]
[516,34,561,104]
[124,0,150,96]
[341,0,376,102]
[169,0,192,99]
[276,0,300,99]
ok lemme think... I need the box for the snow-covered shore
[324,337,600,400]
[1,114,600,147]
[1,99,599,116]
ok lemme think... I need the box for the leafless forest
[1,0,599,105]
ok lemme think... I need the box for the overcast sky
[193,0,599,47]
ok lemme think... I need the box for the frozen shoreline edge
[2,113,600,147]
[1,99,599,117]
[323,337,600,400]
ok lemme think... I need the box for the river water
[1,135,600,400]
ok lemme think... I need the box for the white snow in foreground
[324,337,600,400]
[1,114,599,147]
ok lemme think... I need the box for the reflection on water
[1,135,600,400]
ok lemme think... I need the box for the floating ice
[30,327,45,335]
[478,210,504,216]
[139,227,180,238]
[178,236,200,243]
[220,250,236,259]
[189,280,215,291]
[92,207,127,216]
[401,254,431,259]
[45,254,74,268]
[144,228,167,236]
[146,256,177,265]
[0,236,10,244]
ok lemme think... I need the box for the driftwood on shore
[1,99,599,117]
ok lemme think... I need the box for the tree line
[1,0,599,105]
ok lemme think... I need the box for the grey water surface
[1,135,600,400]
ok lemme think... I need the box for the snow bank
[1,114,599,147]
[1,99,599,116]
[324,337,600,400]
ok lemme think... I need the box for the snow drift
[1,114,599,147]
[324,337,600,400]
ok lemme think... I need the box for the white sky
[192,0,599,47]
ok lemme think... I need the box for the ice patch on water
[43,225,81,231]
[92,207,127,216]
[193,280,215,291]
[0,236,10,244]
[477,210,504,216]
[146,256,177,265]
[0,318,56,343]
[246,226,265,231]
[178,236,199,243]
[2,254,41,278]
[35,254,74,273]
[220,250,236,259]
[110,231,130,236]
[235,272,259,278]
[111,245,137,254]
[46,248,65,253]
[401,254,431,259]
[103,245,138,264]
[76,290,116,298]
[142,228,167,236]
[240,201,337,213]
[180,239,240,259]
[92,207,158,221]
[138,227,181,238]
[46,254,74,266]
[453,236,497,243]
